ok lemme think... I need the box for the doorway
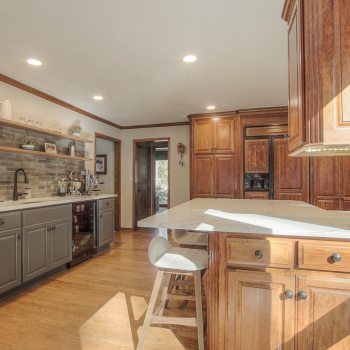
[133,138,170,229]
[95,133,121,231]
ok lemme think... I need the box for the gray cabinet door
[23,222,50,282]
[0,228,22,294]
[50,217,72,269]
[98,209,114,248]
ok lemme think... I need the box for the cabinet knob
[0,218,4,225]
[330,252,342,263]
[284,290,294,299]
[47,226,52,232]
[17,233,22,240]
[254,250,263,259]
[298,291,308,300]
[52,226,56,231]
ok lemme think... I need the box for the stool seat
[153,246,208,271]
[172,230,208,246]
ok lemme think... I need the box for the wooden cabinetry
[274,139,309,201]
[244,191,269,200]
[192,118,234,154]
[227,270,295,350]
[191,116,239,199]
[283,0,350,156]
[208,234,350,349]
[244,139,269,173]
[311,157,350,210]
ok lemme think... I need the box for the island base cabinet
[0,229,22,294]
[296,276,350,350]
[227,270,295,350]
[23,222,50,283]
[98,209,114,248]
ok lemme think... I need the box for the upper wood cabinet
[311,156,350,210]
[274,139,309,201]
[283,0,350,156]
[192,117,235,154]
[244,139,269,173]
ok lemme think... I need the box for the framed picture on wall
[96,154,107,174]
[44,142,57,154]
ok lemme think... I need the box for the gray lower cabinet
[98,198,115,248]
[23,205,72,283]
[23,222,50,282]
[0,228,22,294]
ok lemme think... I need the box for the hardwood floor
[0,230,200,350]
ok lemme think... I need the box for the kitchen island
[139,198,350,350]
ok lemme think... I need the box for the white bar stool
[137,236,207,350]
[172,229,208,247]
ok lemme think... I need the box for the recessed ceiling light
[93,95,103,101]
[183,55,197,63]
[207,105,216,110]
[26,58,42,66]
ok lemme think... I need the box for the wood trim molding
[121,121,189,129]
[281,0,295,22]
[0,74,122,129]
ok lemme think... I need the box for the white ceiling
[0,0,288,126]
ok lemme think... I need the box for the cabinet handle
[0,218,4,225]
[17,233,22,240]
[284,290,294,299]
[52,226,56,231]
[47,226,52,232]
[298,291,308,300]
[254,250,263,259]
[330,252,342,263]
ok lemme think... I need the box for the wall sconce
[177,143,186,166]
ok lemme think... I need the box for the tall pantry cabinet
[191,115,241,199]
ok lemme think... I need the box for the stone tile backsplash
[0,125,85,201]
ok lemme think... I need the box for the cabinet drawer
[23,204,72,226]
[226,237,295,269]
[0,211,21,231]
[99,198,115,211]
[298,240,350,272]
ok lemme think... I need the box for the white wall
[96,138,115,194]
[0,82,122,172]
[120,126,190,228]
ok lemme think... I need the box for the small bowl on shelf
[21,144,35,151]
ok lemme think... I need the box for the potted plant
[19,134,39,151]
[68,125,82,137]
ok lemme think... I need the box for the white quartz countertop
[138,198,350,240]
[0,194,117,213]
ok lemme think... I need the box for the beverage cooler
[69,201,96,267]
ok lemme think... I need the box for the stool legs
[137,270,164,350]
[194,271,205,350]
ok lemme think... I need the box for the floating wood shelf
[0,145,93,161]
[0,118,93,143]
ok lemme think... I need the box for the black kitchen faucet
[13,168,30,201]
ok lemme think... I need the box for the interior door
[136,143,152,222]
[341,157,350,211]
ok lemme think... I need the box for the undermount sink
[21,201,44,204]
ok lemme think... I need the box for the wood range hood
[282,0,350,157]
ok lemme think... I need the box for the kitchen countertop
[138,198,350,240]
[0,194,117,213]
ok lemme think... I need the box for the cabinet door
[192,155,214,197]
[23,222,50,282]
[311,157,341,210]
[98,209,114,248]
[287,0,305,152]
[341,157,350,211]
[274,139,309,201]
[50,217,72,269]
[227,270,295,350]
[214,155,234,197]
[213,118,234,153]
[296,275,350,349]
[192,119,213,154]
[0,228,22,294]
[245,139,269,173]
